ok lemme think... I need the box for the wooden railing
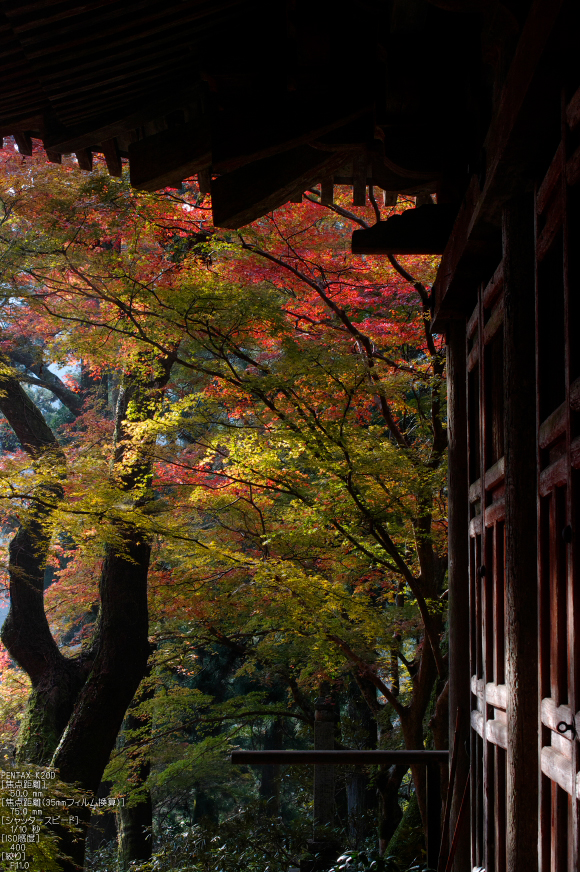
[232,749,449,870]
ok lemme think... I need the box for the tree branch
[326,634,406,717]
[8,347,83,417]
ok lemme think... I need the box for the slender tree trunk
[377,765,406,854]
[399,622,441,833]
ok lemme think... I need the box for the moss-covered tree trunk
[0,357,172,871]
[116,677,155,870]
[117,769,153,871]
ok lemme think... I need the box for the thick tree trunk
[8,344,85,417]
[0,359,172,871]
[51,441,158,871]
[117,670,155,869]
[117,779,153,871]
[16,660,89,764]
[52,532,152,791]
[85,781,117,857]
[0,368,92,766]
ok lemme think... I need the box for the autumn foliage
[0,143,447,869]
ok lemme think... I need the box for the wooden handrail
[232,748,449,869]
[231,749,449,765]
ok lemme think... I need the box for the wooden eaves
[0,0,521,232]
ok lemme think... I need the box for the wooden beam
[211,146,349,229]
[129,121,211,192]
[45,150,62,164]
[313,114,376,151]
[351,204,457,255]
[211,99,373,174]
[370,150,439,195]
[43,86,204,154]
[416,192,434,206]
[0,115,45,140]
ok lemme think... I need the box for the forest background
[0,144,448,872]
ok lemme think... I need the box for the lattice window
[536,84,580,872]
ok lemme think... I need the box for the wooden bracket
[100,139,122,177]
[197,167,211,195]
[13,132,32,156]
[129,121,211,191]
[351,204,457,255]
[211,146,348,229]
[75,149,93,171]
[45,150,62,164]
[320,176,334,205]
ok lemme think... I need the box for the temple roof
[0,1,535,230]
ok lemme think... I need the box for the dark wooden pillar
[502,194,538,872]
[302,696,338,872]
[313,697,335,832]
[446,318,471,872]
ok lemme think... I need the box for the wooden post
[198,167,211,196]
[446,318,470,872]
[320,176,334,205]
[304,695,337,871]
[502,193,538,872]
[352,153,366,206]
[426,762,442,870]
[313,696,335,832]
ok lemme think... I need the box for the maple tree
[0,143,447,869]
